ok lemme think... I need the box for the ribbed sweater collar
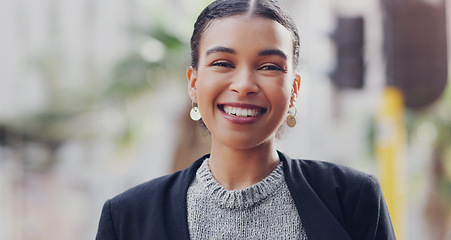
[195,159,285,210]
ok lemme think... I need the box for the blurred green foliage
[1,26,189,148]
[406,84,451,204]
[107,27,189,99]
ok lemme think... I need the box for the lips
[218,104,267,118]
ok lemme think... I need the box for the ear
[187,66,198,102]
[289,74,301,107]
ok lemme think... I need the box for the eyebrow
[258,49,287,60]
[205,46,287,60]
[206,46,235,56]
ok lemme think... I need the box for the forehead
[199,15,293,58]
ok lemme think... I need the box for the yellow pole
[375,86,407,240]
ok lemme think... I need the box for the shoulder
[96,156,208,239]
[96,172,187,240]
[286,157,387,229]
[297,158,376,187]
[292,159,394,239]
[290,158,382,205]
[110,172,180,205]
[280,151,383,207]
[108,155,207,211]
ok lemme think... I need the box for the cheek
[265,79,292,103]
[195,72,222,107]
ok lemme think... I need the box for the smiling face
[187,15,300,151]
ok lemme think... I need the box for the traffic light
[330,17,365,89]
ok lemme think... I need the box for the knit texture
[187,159,308,239]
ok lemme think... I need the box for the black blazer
[96,152,396,239]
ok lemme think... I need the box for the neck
[208,140,280,190]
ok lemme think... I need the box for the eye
[211,61,235,68]
[258,64,285,72]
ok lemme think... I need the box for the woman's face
[188,15,300,150]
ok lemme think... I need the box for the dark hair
[190,0,300,69]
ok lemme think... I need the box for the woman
[96,0,396,239]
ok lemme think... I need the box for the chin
[222,134,275,151]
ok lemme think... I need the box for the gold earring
[286,105,297,127]
[190,100,201,121]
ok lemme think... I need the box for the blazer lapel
[279,152,351,240]
[166,155,208,240]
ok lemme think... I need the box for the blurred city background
[0,0,449,239]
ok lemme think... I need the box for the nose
[230,67,259,96]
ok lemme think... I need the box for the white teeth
[223,106,260,117]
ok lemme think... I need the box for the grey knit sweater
[187,159,308,239]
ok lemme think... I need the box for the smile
[218,104,266,117]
